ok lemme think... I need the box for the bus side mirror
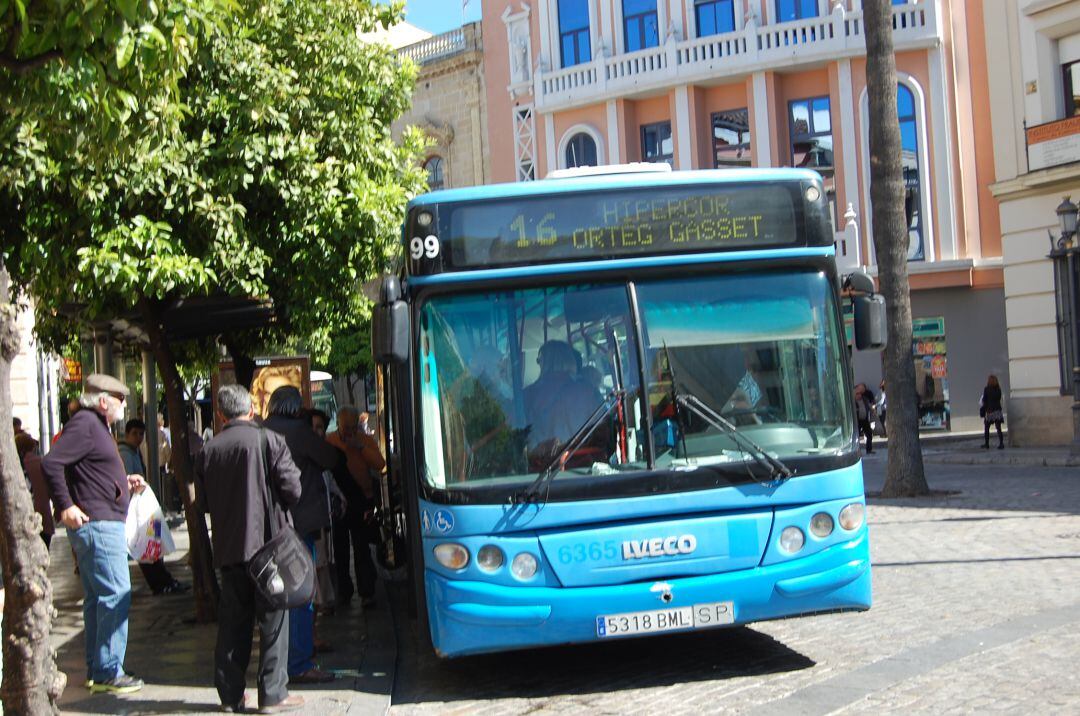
[853,295,887,351]
[372,276,410,364]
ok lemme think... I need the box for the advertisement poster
[911,317,949,430]
[212,356,311,433]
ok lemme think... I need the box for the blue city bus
[372,165,885,658]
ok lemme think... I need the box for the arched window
[565,133,598,168]
[425,156,445,191]
[897,84,923,261]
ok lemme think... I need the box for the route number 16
[411,235,440,260]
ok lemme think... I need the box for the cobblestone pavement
[390,455,1080,714]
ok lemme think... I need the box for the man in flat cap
[42,373,146,695]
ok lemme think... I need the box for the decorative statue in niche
[512,33,530,83]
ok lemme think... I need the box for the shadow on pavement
[56,695,222,714]
[392,611,814,705]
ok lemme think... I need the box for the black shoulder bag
[247,428,316,610]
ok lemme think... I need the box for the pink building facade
[481,0,1005,431]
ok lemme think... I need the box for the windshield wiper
[675,392,794,482]
[514,389,626,505]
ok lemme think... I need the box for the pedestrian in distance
[874,379,888,437]
[40,373,146,694]
[854,383,876,454]
[19,435,54,549]
[263,386,338,686]
[117,419,188,595]
[980,374,1005,450]
[325,405,385,609]
[194,384,305,714]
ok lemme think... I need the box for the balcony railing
[400,27,467,65]
[536,1,938,110]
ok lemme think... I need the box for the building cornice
[989,162,1080,200]
[1022,0,1076,17]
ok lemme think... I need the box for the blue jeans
[287,536,317,676]
[68,520,131,682]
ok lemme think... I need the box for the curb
[353,578,397,715]
[923,453,1080,468]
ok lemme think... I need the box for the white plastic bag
[125,487,176,563]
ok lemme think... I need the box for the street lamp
[1049,196,1080,454]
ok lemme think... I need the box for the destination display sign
[426,184,801,271]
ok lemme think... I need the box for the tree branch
[0,50,64,75]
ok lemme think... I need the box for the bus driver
[523,340,606,467]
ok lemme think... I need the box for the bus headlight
[434,543,469,570]
[839,503,865,531]
[779,526,805,554]
[477,545,504,572]
[810,512,834,538]
[511,553,538,580]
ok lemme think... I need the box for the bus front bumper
[424,530,871,657]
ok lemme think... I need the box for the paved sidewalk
[870,429,1080,467]
[919,438,1080,467]
[50,523,394,715]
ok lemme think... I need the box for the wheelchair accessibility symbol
[433,510,455,534]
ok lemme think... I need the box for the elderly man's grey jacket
[195,420,302,568]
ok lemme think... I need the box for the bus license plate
[596,601,734,638]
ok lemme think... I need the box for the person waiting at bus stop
[195,384,304,713]
[41,373,146,695]
[326,405,385,608]
[263,386,339,685]
[117,419,188,595]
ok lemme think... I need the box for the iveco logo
[622,535,697,560]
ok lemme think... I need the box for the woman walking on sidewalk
[981,374,1005,450]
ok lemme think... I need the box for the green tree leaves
[3,0,423,365]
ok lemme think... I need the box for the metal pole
[142,350,162,500]
[1069,249,1080,456]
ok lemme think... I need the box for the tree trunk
[0,267,65,713]
[864,0,929,496]
[223,337,256,389]
[138,297,219,621]
[347,373,359,406]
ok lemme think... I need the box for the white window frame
[858,72,935,265]
[765,0,828,26]
[558,124,607,168]
[545,0,601,69]
[684,0,745,40]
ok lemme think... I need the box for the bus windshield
[417,270,852,500]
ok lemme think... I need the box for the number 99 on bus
[410,235,440,260]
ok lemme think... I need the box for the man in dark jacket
[194,384,304,714]
[41,373,146,694]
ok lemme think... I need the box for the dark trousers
[858,419,874,453]
[216,565,289,709]
[984,420,1003,447]
[138,559,174,593]
[333,514,376,603]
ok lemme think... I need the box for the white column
[670,0,685,38]
[927,46,957,261]
[675,85,693,170]
[752,72,773,166]
[591,0,609,55]
[607,99,622,164]
[544,112,557,175]
[837,59,861,264]
[538,0,553,72]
